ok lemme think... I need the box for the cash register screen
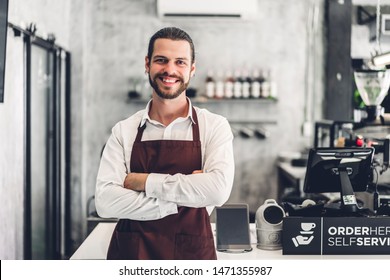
[303,147,374,194]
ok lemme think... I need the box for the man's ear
[190,62,196,77]
[145,56,150,73]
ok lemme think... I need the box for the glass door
[29,44,53,259]
[23,33,71,260]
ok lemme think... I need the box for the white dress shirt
[95,98,234,221]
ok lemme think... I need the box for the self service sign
[282,217,390,255]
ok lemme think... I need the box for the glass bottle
[261,69,271,98]
[242,68,251,99]
[269,71,278,100]
[215,70,225,99]
[251,69,261,98]
[233,70,243,99]
[206,70,215,99]
[224,70,234,99]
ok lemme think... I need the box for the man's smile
[158,76,181,86]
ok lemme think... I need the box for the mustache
[155,73,183,80]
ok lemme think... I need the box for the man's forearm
[145,170,233,208]
[124,173,149,191]
[124,170,202,192]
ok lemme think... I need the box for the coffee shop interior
[2,0,390,260]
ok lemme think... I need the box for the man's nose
[162,61,177,75]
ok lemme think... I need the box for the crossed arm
[95,119,234,221]
[123,170,203,191]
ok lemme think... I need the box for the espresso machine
[313,69,390,214]
[352,69,390,214]
[354,69,390,125]
[353,69,390,171]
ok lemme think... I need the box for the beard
[149,72,190,100]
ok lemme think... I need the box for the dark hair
[147,27,195,64]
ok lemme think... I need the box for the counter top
[70,223,389,260]
[277,161,306,180]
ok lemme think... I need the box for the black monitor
[0,0,9,103]
[303,147,374,214]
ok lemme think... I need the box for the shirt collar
[139,97,196,127]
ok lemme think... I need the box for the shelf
[229,120,277,125]
[190,97,277,104]
[126,96,278,104]
[125,96,278,127]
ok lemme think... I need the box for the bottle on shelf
[233,69,243,99]
[215,70,225,99]
[251,69,261,99]
[242,68,251,99]
[224,70,234,99]
[269,71,278,100]
[261,69,271,98]
[205,69,215,99]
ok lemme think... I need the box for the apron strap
[135,123,146,143]
[191,107,200,142]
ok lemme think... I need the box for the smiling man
[95,27,235,260]
[147,38,192,100]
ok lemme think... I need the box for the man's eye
[155,58,167,63]
[177,60,186,65]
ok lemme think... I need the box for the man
[95,27,234,260]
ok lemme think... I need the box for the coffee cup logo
[301,223,316,231]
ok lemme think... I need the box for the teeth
[162,78,176,83]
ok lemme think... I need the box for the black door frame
[9,22,72,260]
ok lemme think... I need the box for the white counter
[70,223,390,260]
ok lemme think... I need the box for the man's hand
[124,173,149,191]
[192,170,203,174]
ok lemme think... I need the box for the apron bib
[107,107,217,260]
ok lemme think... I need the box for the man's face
[145,38,195,99]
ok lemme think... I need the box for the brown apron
[106,107,217,260]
